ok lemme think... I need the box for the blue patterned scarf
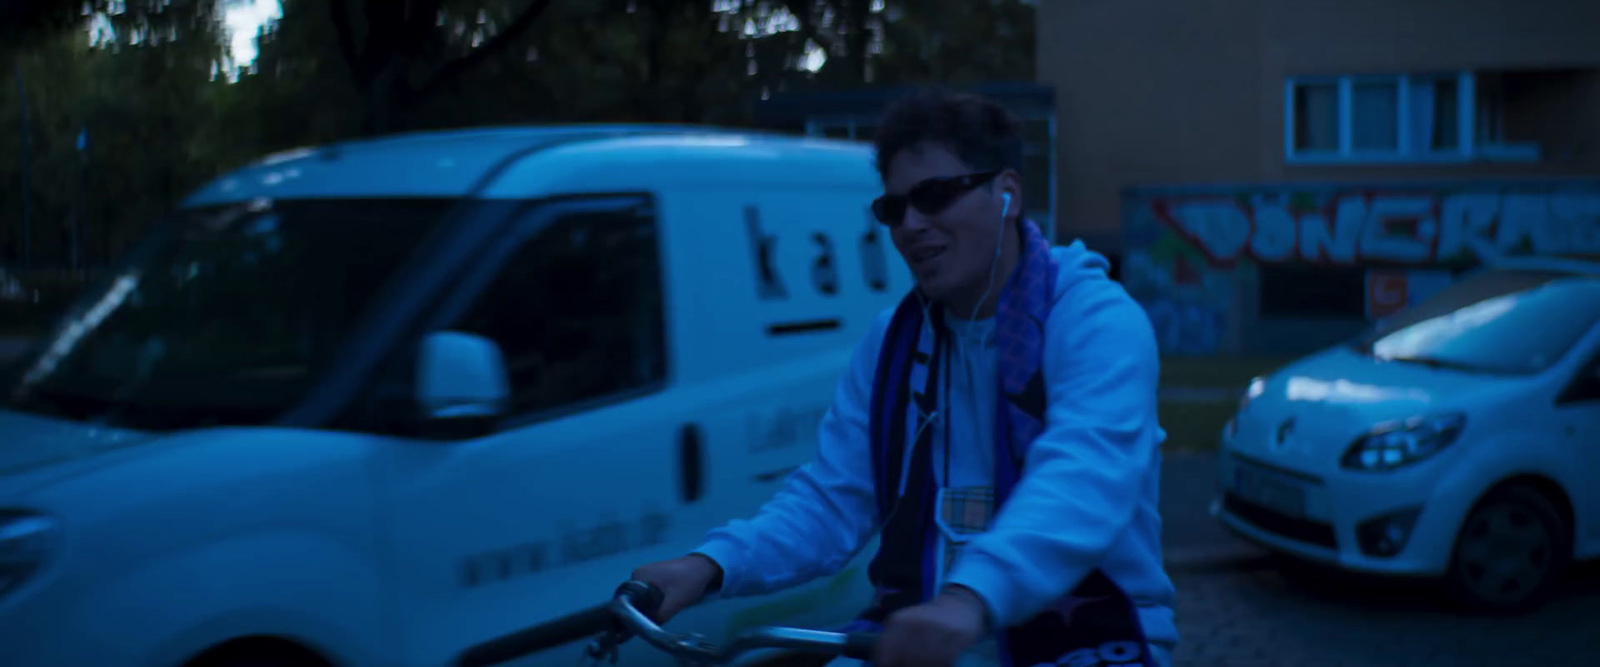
[848,218,1155,667]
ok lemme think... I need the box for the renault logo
[1274,418,1297,448]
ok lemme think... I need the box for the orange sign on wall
[1366,270,1410,320]
[1365,269,1457,321]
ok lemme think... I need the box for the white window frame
[1284,71,1541,165]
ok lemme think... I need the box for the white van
[0,126,909,667]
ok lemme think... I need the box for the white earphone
[962,189,1013,323]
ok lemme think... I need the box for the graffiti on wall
[1155,189,1600,266]
[1123,183,1600,355]
[1123,249,1235,356]
[1122,211,1241,356]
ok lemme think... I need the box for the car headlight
[1340,413,1467,472]
[1241,376,1267,410]
[0,510,60,598]
[1224,376,1269,442]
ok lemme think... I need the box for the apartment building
[1039,0,1600,354]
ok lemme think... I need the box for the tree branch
[327,0,364,82]
[781,0,836,54]
[845,0,870,82]
[407,0,448,58]
[412,0,558,102]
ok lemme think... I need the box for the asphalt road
[1160,450,1257,567]
[1171,556,1600,667]
[1156,451,1600,666]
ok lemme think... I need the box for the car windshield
[0,197,456,430]
[1351,269,1600,375]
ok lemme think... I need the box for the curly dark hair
[872,88,1024,181]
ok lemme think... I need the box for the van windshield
[1,197,455,430]
[1351,269,1600,375]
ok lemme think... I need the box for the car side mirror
[415,331,510,438]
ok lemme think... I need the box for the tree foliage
[2,0,229,266]
[1,0,1035,270]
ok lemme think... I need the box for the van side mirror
[415,331,510,438]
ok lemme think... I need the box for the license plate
[1233,465,1307,518]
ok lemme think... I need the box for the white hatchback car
[1215,257,1600,611]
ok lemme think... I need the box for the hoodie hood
[1050,240,1113,303]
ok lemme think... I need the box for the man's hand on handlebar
[876,586,988,667]
[629,553,724,623]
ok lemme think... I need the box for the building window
[1292,83,1338,152]
[1416,76,1460,151]
[1285,71,1541,165]
[1350,80,1400,150]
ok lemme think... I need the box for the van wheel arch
[180,635,336,667]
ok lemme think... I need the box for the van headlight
[1340,413,1467,472]
[0,510,60,598]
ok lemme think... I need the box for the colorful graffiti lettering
[1153,190,1600,266]
[1122,181,1600,355]
[1143,298,1224,355]
[1121,248,1234,355]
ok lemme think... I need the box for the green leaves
[1,0,1037,270]
[2,5,230,267]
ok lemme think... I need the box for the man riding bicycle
[630,89,1177,667]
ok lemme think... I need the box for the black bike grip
[454,603,614,667]
[841,633,879,661]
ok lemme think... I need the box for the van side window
[450,201,666,417]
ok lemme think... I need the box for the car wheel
[204,658,303,667]
[184,640,333,667]
[1444,484,1571,613]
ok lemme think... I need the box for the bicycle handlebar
[453,582,664,667]
[454,581,878,667]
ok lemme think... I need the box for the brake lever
[582,631,624,666]
[669,633,722,667]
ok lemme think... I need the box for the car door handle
[679,423,705,503]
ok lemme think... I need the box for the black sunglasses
[871,170,1001,227]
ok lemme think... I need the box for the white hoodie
[694,242,1179,654]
